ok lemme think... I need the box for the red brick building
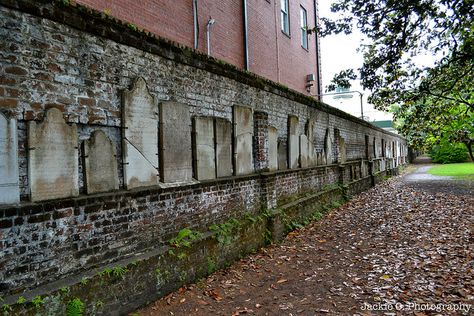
[75,0,322,95]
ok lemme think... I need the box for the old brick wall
[74,0,319,94]
[74,0,245,68]
[0,0,407,299]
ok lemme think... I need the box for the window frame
[300,5,308,49]
[281,0,290,36]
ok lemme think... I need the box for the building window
[281,0,290,35]
[300,6,308,49]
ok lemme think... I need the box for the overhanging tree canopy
[318,0,474,112]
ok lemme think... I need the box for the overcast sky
[318,2,392,121]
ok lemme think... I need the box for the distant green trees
[317,0,473,158]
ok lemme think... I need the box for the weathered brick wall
[0,0,408,299]
[74,0,320,95]
[0,175,262,294]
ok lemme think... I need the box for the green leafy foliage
[207,256,217,274]
[325,69,357,92]
[429,142,468,164]
[209,219,241,245]
[66,298,84,316]
[31,296,43,308]
[112,266,128,279]
[317,0,473,114]
[2,304,12,313]
[394,98,473,160]
[169,228,202,249]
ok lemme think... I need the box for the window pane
[281,0,289,34]
[300,7,308,48]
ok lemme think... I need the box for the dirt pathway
[136,165,474,315]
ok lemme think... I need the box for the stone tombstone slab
[277,139,288,170]
[160,101,193,182]
[324,128,332,164]
[305,119,317,166]
[83,130,119,194]
[267,126,278,171]
[233,105,254,175]
[215,118,233,177]
[338,137,347,163]
[361,161,368,177]
[299,135,309,168]
[28,108,79,201]
[192,117,216,180]
[288,115,299,169]
[0,113,19,204]
[122,77,159,189]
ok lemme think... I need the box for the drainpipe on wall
[206,18,215,55]
[193,0,199,49]
[242,0,249,70]
[313,0,322,100]
[273,0,281,82]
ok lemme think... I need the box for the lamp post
[313,90,364,120]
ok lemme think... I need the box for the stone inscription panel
[233,105,254,175]
[267,126,278,171]
[193,117,216,180]
[278,139,288,170]
[324,128,332,165]
[28,108,79,201]
[215,118,233,177]
[0,113,19,204]
[299,135,309,168]
[338,137,347,163]
[160,101,193,183]
[306,119,317,166]
[122,77,159,189]
[288,115,299,169]
[83,130,119,194]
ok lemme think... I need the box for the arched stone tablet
[83,130,119,194]
[233,105,254,175]
[122,77,159,189]
[0,113,19,204]
[28,108,79,201]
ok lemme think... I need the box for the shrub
[430,142,468,164]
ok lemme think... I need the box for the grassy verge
[428,162,474,180]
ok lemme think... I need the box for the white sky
[318,1,392,122]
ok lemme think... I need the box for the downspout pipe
[242,0,249,70]
[313,0,322,99]
[193,0,198,49]
[206,18,215,55]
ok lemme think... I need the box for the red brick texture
[74,0,319,94]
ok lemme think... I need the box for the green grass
[428,162,474,180]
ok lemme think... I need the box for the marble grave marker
[28,108,79,201]
[83,130,119,194]
[122,77,159,189]
[160,101,193,182]
[0,113,19,204]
